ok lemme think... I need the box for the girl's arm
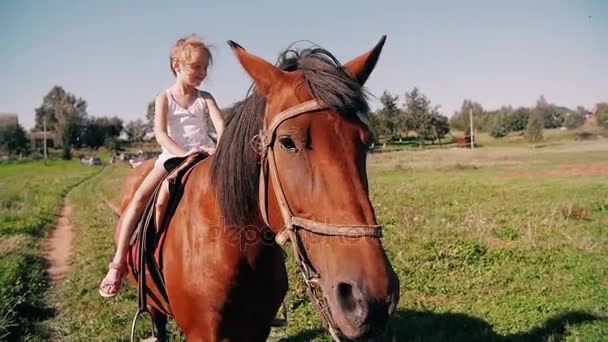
[154,92,191,156]
[202,91,226,144]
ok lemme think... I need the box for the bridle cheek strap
[256,99,382,245]
[255,99,382,342]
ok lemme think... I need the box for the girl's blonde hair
[169,34,213,76]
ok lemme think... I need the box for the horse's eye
[278,136,298,152]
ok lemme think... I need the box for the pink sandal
[98,262,126,298]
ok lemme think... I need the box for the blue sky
[1,0,606,130]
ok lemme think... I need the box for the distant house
[30,131,57,149]
[0,112,18,127]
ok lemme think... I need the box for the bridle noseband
[254,99,382,341]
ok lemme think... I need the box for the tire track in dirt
[42,168,103,285]
[43,202,75,284]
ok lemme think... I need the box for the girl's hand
[198,146,216,156]
[184,147,199,156]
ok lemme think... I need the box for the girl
[99,34,226,298]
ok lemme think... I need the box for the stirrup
[270,318,287,327]
[270,301,288,327]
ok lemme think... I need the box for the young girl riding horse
[99,34,226,297]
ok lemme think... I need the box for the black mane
[209,44,371,228]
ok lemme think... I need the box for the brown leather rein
[254,99,383,341]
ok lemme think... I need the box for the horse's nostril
[337,282,357,313]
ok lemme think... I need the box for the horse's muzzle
[330,273,399,340]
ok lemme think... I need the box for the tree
[0,123,29,156]
[125,119,147,142]
[34,86,87,159]
[376,91,400,141]
[401,111,417,138]
[490,124,509,138]
[369,111,388,144]
[403,87,435,147]
[450,99,484,133]
[146,100,155,128]
[505,107,531,132]
[525,113,543,143]
[80,116,123,149]
[429,110,450,144]
[99,116,124,137]
[80,119,105,149]
[534,95,564,129]
[564,112,585,130]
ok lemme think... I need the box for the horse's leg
[248,245,286,342]
[269,246,289,326]
[183,323,220,342]
[183,331,210,342]
[148,306,168,342]
[249,325,271,342]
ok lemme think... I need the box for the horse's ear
[343,35,387,86]
[227,40,285,97]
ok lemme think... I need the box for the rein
[254,99,383,341]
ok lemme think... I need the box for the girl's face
[175,50,209,87]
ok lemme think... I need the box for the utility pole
[469,108,475,149]
[43,115,48,162]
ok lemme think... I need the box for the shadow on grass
[279,309,606,341]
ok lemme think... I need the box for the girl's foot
[98,262,126,298]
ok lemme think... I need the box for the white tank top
[159,89,215,161]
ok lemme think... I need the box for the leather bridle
[254,99,383,341]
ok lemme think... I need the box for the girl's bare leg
[99,164,168,297]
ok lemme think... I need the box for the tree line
[2,85,607,158]
[448,95,598,138]
[1,86,154,159]
[369,89,608,145]
[368,88,450,147]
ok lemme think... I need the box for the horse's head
[225,36,399,340]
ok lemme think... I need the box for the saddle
[125,151,287,338]
[127,152,207,315]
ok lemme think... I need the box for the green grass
[366,169,608,341]
[46,164,171,341]
[0,160,99,341]
[11,137,608,341]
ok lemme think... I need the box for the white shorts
[154,151,177,171]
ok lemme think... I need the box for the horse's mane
[209,43,372,228]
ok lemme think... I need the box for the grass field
[0,160,100,341]
[3,129,608,341]
[365,141,608,341]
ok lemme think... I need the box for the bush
[505,108,531,132]
[564,113,585,130]
[104,137,121,151]
[490,125,509,138]
[0,123,30,156]
[61,144,72,160]
[525,113,543,143]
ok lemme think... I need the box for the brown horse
[114,36,400,341]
